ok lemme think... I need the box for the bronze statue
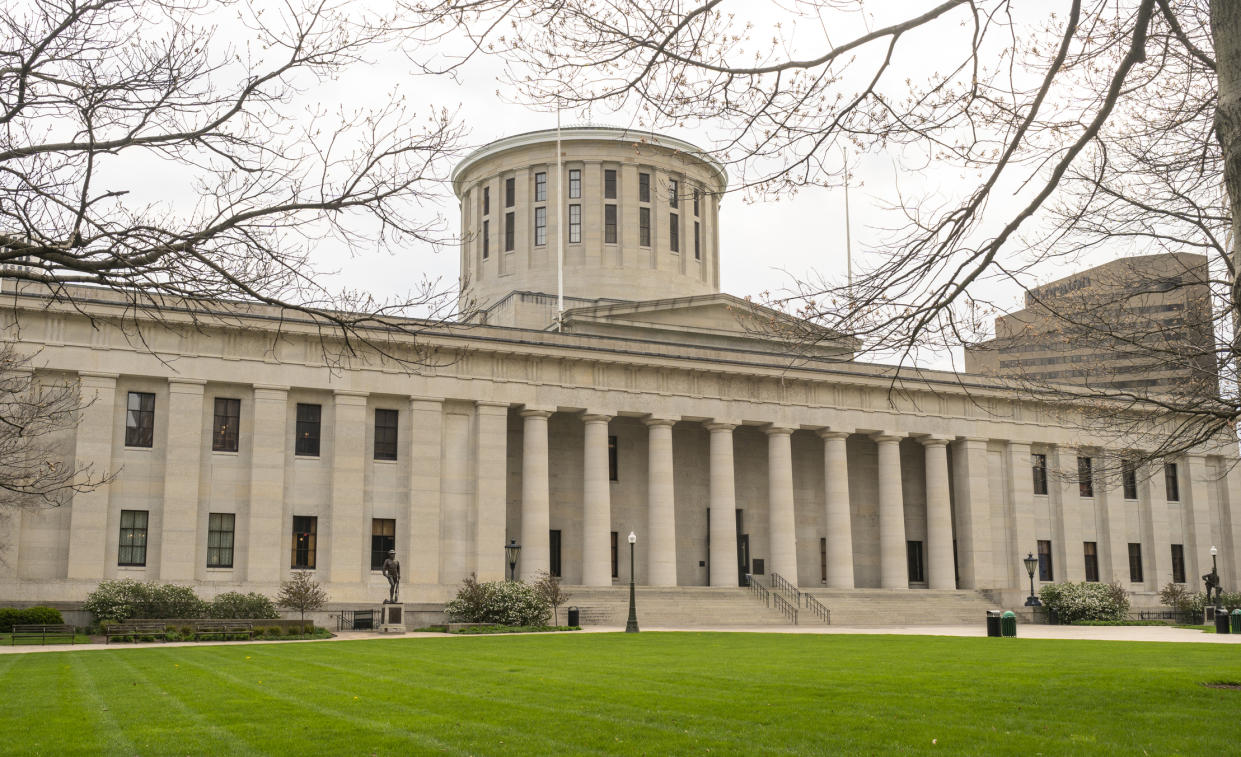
[1203,568,1221,605]
[382,549,400,603]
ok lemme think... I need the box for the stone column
[519,409,553,581]
[922,437,955,590]
[645,417,678,586]
[819,430,854,589]
[952,437,993,589]
[408,397,443,586]
[67,373,117,581]
[766,426,798,584]
[873,434,907,589]
[1098,451,1129,584]
[247,386,287,583]
[707,422,739,587]
[1140,458,1172,591]
[440,409,472,584]
[1182,454,1214,587]
[474,401,509,582]
[1217,461,1241,589]
[159,378,205,581]
[581,413,614,586]
[1049,445,1084,581]
[1006,441,1036,588]
[329,391,368,586]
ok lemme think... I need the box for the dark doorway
[736,509,749,586]
[549,529,562,578]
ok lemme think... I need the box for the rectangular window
[534,171,547,202]
[1165,463,1180,501]
[638,172,650,203]
[118,509,148,566]
[370,518,395,571]
[611,531,619,579]
[292,516,317,569]
[549,529,562,578]
[482,219,490,259]
[669,213,679,252]
[483,186,490,215]
[906,541,925,583]
[1128,543,1144,583]
[504,212,515,252]
[207,512,235,568]
[1171,544,1186,583]
[1037,539,1053,581]
[505,177,515,207]
[569,204,581,244]
[534,206,547,246]
[1031,453,1048,496]
[374,408,398,461]
[669,179,679,207]
[820,537,827,583]
[604,169,617,199]
[568,168,581,199]
[608,434,618,481]
[1078,456,1094,498]
[604,204,617,244]
[639,207,651,247]
[694,221,701,260]
[1122,460,1138,500]
[1083,542,1099,582]
[693,187,700,216]
[212,397,240,453]
[295,403,321,457]
[125,391,155,448]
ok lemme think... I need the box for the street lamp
[505,539,521,582]
[625,531,639,633]
[1206,545,1221,605]
[1023,552,1041,607]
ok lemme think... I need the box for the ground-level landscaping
[2,632,1238,755]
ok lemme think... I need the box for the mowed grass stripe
[2,633,1240,756]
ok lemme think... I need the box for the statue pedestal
[380,603,405,634]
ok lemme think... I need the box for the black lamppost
[505,539,521,582]
[625,531,639,633]
[1023,552,1041,607]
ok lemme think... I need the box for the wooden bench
[192,620,253,641]
[105,621,169,643]
[11,624,76,645]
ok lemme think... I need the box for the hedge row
[0,606,65,632]
[83,579,279,623]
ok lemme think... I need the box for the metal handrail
[769,572,802,605]
[771,591,799,624]
[803,593,831,624]
[746,574,770,606]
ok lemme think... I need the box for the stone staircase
[560,584,1004,627]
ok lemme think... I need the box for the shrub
[444,575,550,627]
[1039,581,1130,623]
[533,571,571,626]
[83,579,205,623]
[0,606,64,631]
[207,592,279,619]
[276,572,327,627]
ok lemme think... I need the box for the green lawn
[1,632,1238,755]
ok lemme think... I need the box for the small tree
[277,572,327,630]
[533,571,571,626]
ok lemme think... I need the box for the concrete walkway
[3,622,1239,654]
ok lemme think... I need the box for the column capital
[955,436,989,444]
[919,436,950,448]
[582,413,613,425]
[871,432,903,444]
[643,416,676,428]
[705,421,737,433]
[475,400,510,415]
[520,408,554,419]
[817,429,851,441]
[764,426,795,437]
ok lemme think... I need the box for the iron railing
[769,572,801,605]
[803,593,831,624]
[336,610,375,631]
[771,592,799,624]
[746,575,771,607]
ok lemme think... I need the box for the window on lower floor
[207,512,235,568]
[608,435,618,481]
[550,529,562,578]
[669,212,679,252]
[370,518,395,571]
[534,206,547,246]
[568,204,581,244]
[907,541,925,583]
[604,204,617,244]
[1128,543,1144,583]
[1122,459,1138,500]
[212,397,240,452]
[295,403,321,457]
[125,391,155,448]
[118,509,148,566]
[1083,541,1099,582]
[374,408,398,461]
[611,531,619,579]
[604,169,617,199]
[504,212,515,252]
[1037,539,1053,581]
[1171,544,1186,583]
[639,207,651,247]
[1078,456,1094,497]
[482,219,490,259]
[1032,453,1048,495]
[1165,462,1180,501]
[694,221,700,260]
[292,515,317,569]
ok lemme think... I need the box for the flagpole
[556,105,564,331]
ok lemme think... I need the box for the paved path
[3,622,1238,654]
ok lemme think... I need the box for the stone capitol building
[2,127,1238,617]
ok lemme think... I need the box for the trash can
[1214,608,1230,634]
[567,606,580,627]
[1232,609,1241,634]
[1001,611,1017,638]
[986,610,1002,637]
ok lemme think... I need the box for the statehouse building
[2,127,1238,616]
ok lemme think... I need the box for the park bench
[105,621,169,643]
[10,624,76,645]
[191,620,253,641]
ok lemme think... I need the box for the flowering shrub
[207,592,279,619]
[83,579,205,623]
[445,574,550,626]
[1039,581,1130,623]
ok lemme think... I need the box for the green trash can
[1001,611,1017,638]
[1231,609,1241,634]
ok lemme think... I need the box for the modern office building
[1,128,1237,612]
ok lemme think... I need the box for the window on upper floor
[534,172,547,202]
[534,206,547,246]
[639,207,651,247]
[295,403,321,457]
[1077,456,1094,497]
[1031,453,1048,495]
[604,169,617,199]
[568,168,581,199]
[608,434,618,481]
[669,213,679,252]
[604,204,617,244]
[568,204,581,244]
[504,177,515,207]
[669,179,679,207]
[638,172,650,203]
[212,397,240,453]
[1164,462,1180,501]
[482,219,490,259]
[504,212,515,252]
[125,391,155,448]
[374,408,398,461]
[1122,459,1138,500]
[694,221,701,260]
[693,187,700,216]
[482,186,490,215]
